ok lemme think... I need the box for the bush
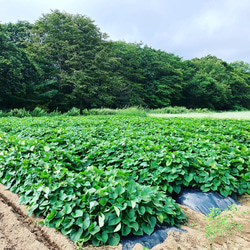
[64,107,81,116]
[31,107,48,117]
[88,108,117,115]
[148,106,189,114]
[88,107,147,117]
[48,108,62,117]
[0,110,9,117]
[9,108,31,118]
[116,107,147,117]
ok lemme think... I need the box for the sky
[1,0,250,63]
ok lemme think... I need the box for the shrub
[0,110,9,117]
[9,108,31,117]
[65,107,81,116]
[31,107,48,117]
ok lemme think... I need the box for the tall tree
[3,21,34,48]
[0,25,40,110]
[229,61,250,109]
[28,10,117,110]
[183,56,232,110]
[109,41,146,107]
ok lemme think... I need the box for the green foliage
[1,13,250,111]
[205,205,243,241]
[64,107,81,116]
[9,108,31,117]
[0,116,249,245]
[0,27,41,110]
[31,107,48,117]
[0,122,186,245]
[148,106,189,114]
[88,108,117,116]
[0,110,8,117]
[25,10,118,111]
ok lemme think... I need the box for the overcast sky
[1,0,250,63]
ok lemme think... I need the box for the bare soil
[0,183,249,250]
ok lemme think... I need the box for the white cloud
[1,0,250,63]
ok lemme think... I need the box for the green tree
[28,10,118,110]
[0,25,40,110]
[229,61,250,109]
[183,56,232,110]
[138,46,184,108]
[109,41,146,107]
[2,21,34,48]
[110,42,185,108]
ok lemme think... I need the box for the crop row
[0,116,249,245]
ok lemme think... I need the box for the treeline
[1,10,250,112]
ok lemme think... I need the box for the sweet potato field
[0,116,249,246]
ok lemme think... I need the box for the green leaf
[184,173,194,183]
[121,225,131,236]
[46,209,57,221]
[142,222,154,235]
[114,223,121,233]
[89,223,100,235]
[83,213,91,230]
[44,146,50,152]
[70,228,83,242]
[61,228,72,236]
[96,231,109,243]
[220,189,229,197]
[98,213,105,228]
[42,187,50,198]
[157,214,164,223]
[132,227,144,236]
[127,180,136,193]
[108,215,121,226]
[114,206,120,217]
[148,216,157,228]
[127,209,136,218]
[173,185,181,194]
[139,206,146,215]
[38,221,45,227]
[62,218,75,229]
[63,204,72,214]
[130,221,139,231]
[131,200,136,209]
[99,198,108,206]
[89,201,98,212]
[101,231,109,243]
[76,217,84,227]
[108,233,120,246]
[114,183,125,196]
[72,209,83,218]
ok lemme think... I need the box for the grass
[148,111,250,120]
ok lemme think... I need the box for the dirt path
[0,183,249,250]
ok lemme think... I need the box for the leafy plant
[0,116,249,246]
[9,108,31,117]
[31,107,48,117]
[64,107,81,116]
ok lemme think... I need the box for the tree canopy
[1,10,250,111]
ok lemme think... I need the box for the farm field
[149,110,250,120]
[0,115,249,249]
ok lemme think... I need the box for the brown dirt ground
[0,183,249,250]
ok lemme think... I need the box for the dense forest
[1,10,250,112]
